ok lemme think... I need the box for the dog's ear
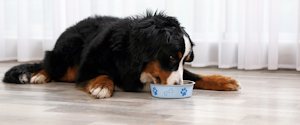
[129,19,167,62]
[185,51,194,62]
[180,27,195,62]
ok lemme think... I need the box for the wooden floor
[1,62,300,125]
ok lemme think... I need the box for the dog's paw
[30,74,46,84]
[195,74,241,91]
[86,75,114,99]
[79,75,115,99]
[90,87,112,99]
[18,74,30,84]
[30,70,51,84]
[222,78,241,91]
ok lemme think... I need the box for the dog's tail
[2,62,43,84]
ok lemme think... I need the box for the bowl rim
[150,80,195,86]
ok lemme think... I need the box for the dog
[3,11,241,99]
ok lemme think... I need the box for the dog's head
[130,11,194,85]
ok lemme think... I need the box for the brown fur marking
[143,61,171,85]
[31,70,51,83]
[194,74,240,91]
[178,52,183,59]
[60,67,78,82]
[185,55,190,61]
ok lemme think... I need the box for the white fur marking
[166,35,191,85]
[139,73,154,91]
[19,74,28,83]
[30,74,46,84]
[140,72,154,84]
[237,82,242,89]
[91,87,100,97]
[90,87,111,99]
[99,88,109,99]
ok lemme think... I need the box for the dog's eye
[170,56,176,62]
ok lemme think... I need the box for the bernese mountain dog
[3,11,241,99]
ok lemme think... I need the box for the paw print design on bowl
[153,87,158,95]
[181,88,187,96]
[150,80,195,98]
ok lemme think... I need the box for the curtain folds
[0,0,4,61]
[298,0,300,71]
[191,0,300,71]
[0,0,299,71]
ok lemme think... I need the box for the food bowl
[150,80,195,98]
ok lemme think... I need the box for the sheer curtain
[191,0,300,71]
[0,0,299,71]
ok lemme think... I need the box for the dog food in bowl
[150,80,195,98]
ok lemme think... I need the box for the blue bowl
[150,80,195,98]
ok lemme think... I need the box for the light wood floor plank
[1,62,300,125]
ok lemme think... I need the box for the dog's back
[2,16,122,84]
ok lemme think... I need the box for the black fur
[3,11,201,92]
[183,69,202,82]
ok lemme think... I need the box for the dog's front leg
[183,69,241,91]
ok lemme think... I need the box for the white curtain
[0,0,299,71]
[191,0,300,71]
